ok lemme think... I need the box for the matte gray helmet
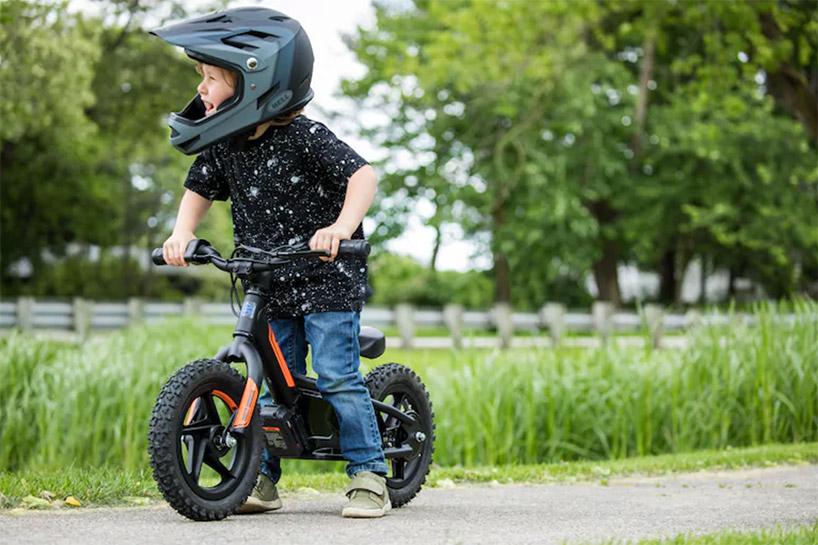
[150,7,314,155]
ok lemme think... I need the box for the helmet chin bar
[177,94,207,122]
[175,91,240,124]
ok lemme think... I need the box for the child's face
[197,64,235,116]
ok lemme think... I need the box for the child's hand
[310,224,353,262]
[163,231,196,267]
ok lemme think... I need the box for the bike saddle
[359,326,385,359]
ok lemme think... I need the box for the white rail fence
[0,297,777,349]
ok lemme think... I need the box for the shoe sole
[342,500,392,518]
[236,496,283,514]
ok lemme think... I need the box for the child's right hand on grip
[163,231,196,267]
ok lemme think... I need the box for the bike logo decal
[240,301,256,318]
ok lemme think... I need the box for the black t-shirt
[184,115,369,319]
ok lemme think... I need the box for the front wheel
[148,359,262,520]
[365,363,435,508]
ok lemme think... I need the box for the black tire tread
[364,362,435,508]
[148,359,262,521]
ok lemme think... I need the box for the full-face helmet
[150,7,314,155]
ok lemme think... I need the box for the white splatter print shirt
[184,116,369,318]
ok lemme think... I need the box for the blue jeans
[258,311,388,480]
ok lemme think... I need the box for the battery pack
[260,405,304,457]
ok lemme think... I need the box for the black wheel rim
[375,388,429,489]
[175,385,251,501]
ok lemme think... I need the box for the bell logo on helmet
[268,91,293,112]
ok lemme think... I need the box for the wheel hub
[209,425,230,456]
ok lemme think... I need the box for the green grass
[588,523,818,544]
[1,300,816,472]
[1,442,814,510]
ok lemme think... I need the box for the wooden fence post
[541,303,565,347]
[592,301,614,343]
[395,303,415,349]
[17,297,34,332]
[73,297,92,342]
[183,297,202,316]
[494,302,513,349]
[443,304,464,350]
[128,297,144,325]
[644,304,664,349]
[685,309,702,330]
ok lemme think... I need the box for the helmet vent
[269,16,289,22]
[206,14,232,23]
[222,31,278,51]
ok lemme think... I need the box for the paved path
[2,465,815,545]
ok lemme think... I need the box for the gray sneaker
[236,473,283,514]
[342,471,391,518]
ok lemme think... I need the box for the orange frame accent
[234,377,259,429]
[213,390,238,412]
[268,325,295,388]
[183,390,238,425]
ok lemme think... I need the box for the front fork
[213,336,263,438]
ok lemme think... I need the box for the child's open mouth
[203,99,215,116]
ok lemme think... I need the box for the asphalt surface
[1,465,815,545]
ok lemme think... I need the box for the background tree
[343,0,817,308]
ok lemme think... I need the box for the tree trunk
[121,175,134,296]
[727,266,738,298]
[699,256,708,304]
[658,248,675,304]
[592,238,621,307]
[673,245,689,308]
[491,199,511,304]
[759,12,818,145]
[429,224,441,272]
[587,199,622,306]
[630,21,657,163]
[494,252,511,304]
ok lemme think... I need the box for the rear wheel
[148,359,262,520]
[365,363,435,508]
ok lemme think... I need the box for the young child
[152,8,390,518]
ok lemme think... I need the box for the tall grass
[1,301,815,472]
[418,299,817,465]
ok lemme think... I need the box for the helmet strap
[227,127,256,152]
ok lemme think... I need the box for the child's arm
[163,189,213,267]
[310,164,378,261]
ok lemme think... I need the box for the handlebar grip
[338,240,371,257]
[151,248,167,266]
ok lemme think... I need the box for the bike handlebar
[151,239,370,274]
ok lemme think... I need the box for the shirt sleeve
[184,149,230,201]
[306,120,369,186]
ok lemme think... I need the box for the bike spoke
[204,451,235,482]
[188,436,208,482]
[383,393,405,430]
[201,393,221,425]
[391,458,405,480]
[181,423,214,436]
[183,436,195,473]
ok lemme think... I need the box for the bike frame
[212,275,418,462]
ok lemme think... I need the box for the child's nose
[197,81,207,95]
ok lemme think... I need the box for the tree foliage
[0,0,232,296]
[1,0,815,306]
[343,0,817,306]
